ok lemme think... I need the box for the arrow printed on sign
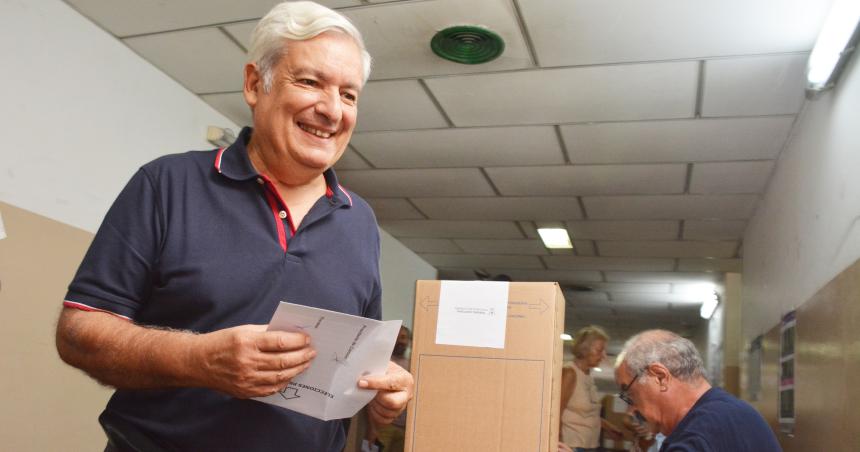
[278,387,301,401]
[527,298,549,314]
[420,297,438,311]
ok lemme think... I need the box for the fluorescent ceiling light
[806,0,860,96]
[560,333,573,341]
[538,227,573,249]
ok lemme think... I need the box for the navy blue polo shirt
[660,387,781,452]
[65,126,382,452]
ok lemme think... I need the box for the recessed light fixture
[806,0,860,97]
[537,227,573,249]
[431,25,505,65]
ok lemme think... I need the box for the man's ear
[647,363,671,389]
[243,63,261,109]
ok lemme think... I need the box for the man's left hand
[358,360,414,425]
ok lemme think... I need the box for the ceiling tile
[379,220,523,239]
[437,267,482,280]
[200,92,251,127]
[582,194,759,220]
[419,253,544,269]
[517,0,831,67]
[346,0,532,79]
[350,126,563,168]
[412,197,582,221]
[596,240,738,258]
[354,80,449,132]
[585,282,672,293]
[453,239,548,255]
[604,272,721,284]
[689,161,774,194]
[566,220,679,240]
[66,0,360,37]
[486,164,687,196]
[397,238,462,254]
[701,54,807,117]
[337,168,495,197]
[544,256,676,271]
[334,147,373,170]
[484,269,603,283]
[124,28,246,93]
[678,258,742,272]
[611,292,705,304]
[682,220,747,240]
[562,117,794,164]
[425,61,698,127]
[565,291,610,303]
[573,240,596,256]
[364,198,424,220]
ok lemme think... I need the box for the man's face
[245,31,363,176]
[615,363,664,433]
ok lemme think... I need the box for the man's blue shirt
[65,127,382,451]
[661,387,781,452]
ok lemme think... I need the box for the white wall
[742,51,860,341]
[379,228,438,328]
[0,0,238,233]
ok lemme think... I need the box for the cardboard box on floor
[404,280,565,452]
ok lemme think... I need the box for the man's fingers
[256,331,310,352]
[358,370,412,391]
[369,399,400,419]
[256,348,317,371]
[367,401,398,425]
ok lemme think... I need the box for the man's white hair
[248,1,372,92]
[616,329,706,383]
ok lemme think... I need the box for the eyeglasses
[618,372,641,406]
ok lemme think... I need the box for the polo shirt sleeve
[64,168,163,319]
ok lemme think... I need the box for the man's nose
[315,90,342,123]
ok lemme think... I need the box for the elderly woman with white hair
[559,325,624,452]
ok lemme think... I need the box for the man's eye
[299,79,317,86]
[342,92,357,102]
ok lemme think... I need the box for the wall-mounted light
[700,291,719,320]
[207,126,236,148]
[560,333,573,341]
[0,210,6,240]
[806,0,860,98]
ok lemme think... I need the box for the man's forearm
[56,308,201,389]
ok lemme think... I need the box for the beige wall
[0,202,111,450]
[743,257,860,451]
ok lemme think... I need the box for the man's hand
[193,324,316,399]
[358,360,414,425]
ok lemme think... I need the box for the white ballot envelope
[253,301,402,421]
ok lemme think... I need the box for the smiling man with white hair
[55,2,412,451]
[614,330,781,452]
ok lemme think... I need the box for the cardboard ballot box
[405,280,565,452]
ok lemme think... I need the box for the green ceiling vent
[431,25,505,64]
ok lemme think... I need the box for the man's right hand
[192,324,316,399]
